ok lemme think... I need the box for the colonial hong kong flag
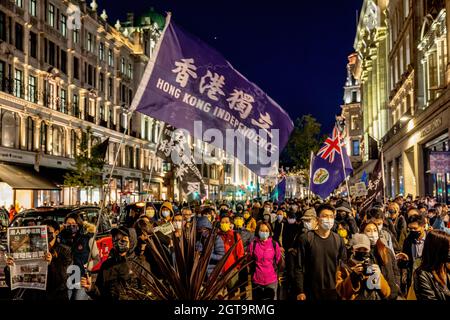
[130,13,294,177]
[310,126,353,199]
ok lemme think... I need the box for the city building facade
[354,0,450,203]
[341,53,363,171]
[0,0,260,209]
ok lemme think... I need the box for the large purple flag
[132,14,294,176]
[310,126,353,199]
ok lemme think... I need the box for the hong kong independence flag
[130,13,293,176]
[310,127,353,199]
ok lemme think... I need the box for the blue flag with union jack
[310,126,353,199]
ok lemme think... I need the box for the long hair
[418,230,450,272]
[360,221,390,266]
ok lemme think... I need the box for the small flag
[310,126,353,199]
[360,156,385,214]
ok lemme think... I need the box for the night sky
[107,0,362,134]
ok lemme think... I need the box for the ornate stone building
[0,0,166,208]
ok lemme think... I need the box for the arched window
[52,126,64,156]
[26,117,34,151]
[40,122,47,153]
[1,111,18,148]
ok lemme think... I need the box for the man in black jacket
[334,200,358,237]
[5,219,72,300]
[81,226,142,300]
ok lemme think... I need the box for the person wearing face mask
[432,203,450,235]
[143,204,158,226]
[334,200,359,236]
[300,208,318,234]
[361,222,400,300]
[387,202,407,249]
[398,214,428,296]
[218,216,245,299]
[248,222,282,300]
[60,213,100,300]
[233,214,254,300]
[5,219,73,300]
[366,208,397,254]
[336,233,391,300]
[412,230,450,300]
[81,226,141,300]
[293,204,346,301]
[273,209,286,246]
[195,216,225,278]
[158,202,174,225]
[243,210,257,233]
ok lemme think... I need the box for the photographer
[336,233,391,300]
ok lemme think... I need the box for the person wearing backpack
[293,204,347,300]
[248,221,283,300]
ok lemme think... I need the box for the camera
[362,257,374,276]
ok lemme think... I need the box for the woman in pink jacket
[248,221,282,300]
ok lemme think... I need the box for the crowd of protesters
[1,194,449,301]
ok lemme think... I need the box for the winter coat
[59,222,99,276]
[5,242,72,300]
[432,217,450,234]
[413,269,450,301]
[370,246,400,300]
[336,259,391,300]
[196,234,225,276]
[234,228,254,251]
[248,238,281,286]
[219,230,245,272]
[87,249,140,300]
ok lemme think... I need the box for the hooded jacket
[87,228,141,301]
[158,202,174,222]
[218,230,245,272]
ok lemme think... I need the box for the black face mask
[47,233,54,244]
[114,240,129,254]
[409,230,421,240]
[353,251,370,262]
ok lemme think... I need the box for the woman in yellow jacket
[243,210,257,233]
[336,233,391,300]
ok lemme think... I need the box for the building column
[19,114,26,149]
[46,123,52,155]
[34,118,41,151]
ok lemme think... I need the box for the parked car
[2,205,113,272]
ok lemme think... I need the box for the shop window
[1,111,18,148]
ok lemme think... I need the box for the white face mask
[377,224,383,232]
[162,210,170,218]
[174,221,183,230]
[320,218,334,231]
[287,218,296,224]
[366,232,379,245]
[304,221,314,231]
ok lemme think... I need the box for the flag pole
[336,128,352,207]
[380,150,387,205]
[308,151,314,202]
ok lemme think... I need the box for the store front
[0,163,60,209]
[122,177,141,203]
[423,133,450,203]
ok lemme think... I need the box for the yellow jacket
[245,218,257,233]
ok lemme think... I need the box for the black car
[1,206,112,245]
